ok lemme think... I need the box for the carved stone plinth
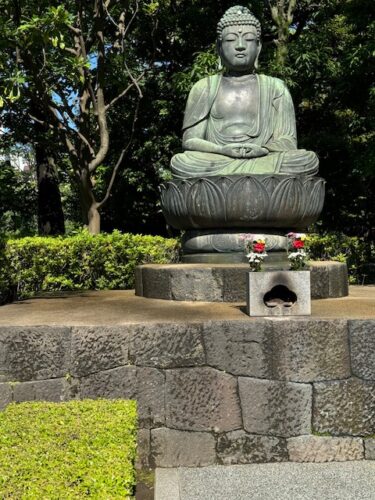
[246,271,311,316]
[160,174,325,230]
[135,261,348,302]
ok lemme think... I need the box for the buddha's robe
[171,74,318,179]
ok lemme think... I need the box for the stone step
[155,462,375,500]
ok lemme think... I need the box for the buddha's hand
[221,143,269,159]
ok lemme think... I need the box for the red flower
[293,239,304,249]
[253,242,265,253]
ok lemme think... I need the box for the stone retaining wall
[0,319,374,467]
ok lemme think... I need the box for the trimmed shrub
[306,232,374,283]
[5,230,179,300]
[0,400,137,499]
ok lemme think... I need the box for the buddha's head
[217,6,262,73]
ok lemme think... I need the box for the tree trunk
[269,0,297,71]
[276,27,289,68]
[35,145,65,235]
[78,168,101,234]
[88,204,101,235]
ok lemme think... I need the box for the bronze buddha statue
[161,6,325,262]
[171,6,318,179]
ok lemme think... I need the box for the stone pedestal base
[182,229,287,254]
[182,251,290,269]
[135,261,348,302]
[246,271,311,316]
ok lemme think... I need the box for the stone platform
[155,462,375,500]
[0,287,374,468]
[135,261,348,302]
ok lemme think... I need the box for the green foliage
[0,0,373,239]
[0,400,137,498]
[0,235,14,305]
[172,47,218,96]
[5,231,179,299]
[0,161,38,236]
[307,232,374,283]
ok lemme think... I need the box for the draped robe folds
[170,74,319,179]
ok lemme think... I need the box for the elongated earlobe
[254,41,262,70]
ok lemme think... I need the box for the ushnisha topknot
[217,5,261,40]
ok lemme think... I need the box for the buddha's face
[219,24,261,73]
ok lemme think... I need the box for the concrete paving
[155,462,375,500]
[0,286,374,326]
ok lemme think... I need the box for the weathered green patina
[171,6,318,179]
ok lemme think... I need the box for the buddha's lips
[235,54,246,58]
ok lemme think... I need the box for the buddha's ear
[216,39,222,57]
[216,40,224,70]
[255,41,262,70]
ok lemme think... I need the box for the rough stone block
[136,367,165,428]
[141,266,172,300]
[165,367,242,432]
[136,428,151,468]
[202,320,273,377]
[223,268,247,302]
[134,266,143,296]
[217,430,288,465]
[129,323,205,368]
[79,366,137,399]
[71,326,130,377]
[170,268,223,301]
[310,263,329,299]
[365,439,375,460]
[310,261,348,299]
[271,319,350,382]
[313,378,375,436]
[350,320,375,380]
[246,271,311,316]
[151,428,216,467]
[78,366,164,426]
[0,326,71,382]
[239,377,312,437]
[13,378,68,403]
[287,436,364,462]
[328,262,349,297]
[0,383,12,409]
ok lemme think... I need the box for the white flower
[288,250,307,260]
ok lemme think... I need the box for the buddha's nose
[236,41,246,51]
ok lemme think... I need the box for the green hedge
[2,231,179,301]
[0,400,137,498]
[306,232,374,283]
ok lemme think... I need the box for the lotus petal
[269,177,305,226]
[226,176,269,222]
[187,178,226,227]
[301,178,326,226]
[263,175,279,196]
[160,182,188,228]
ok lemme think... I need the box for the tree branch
[89,0,109,172]
[97,99,140,209]
[123,0,139,41]
[105,71,144,111]
[287,0,297,25]
[124,61,143,98]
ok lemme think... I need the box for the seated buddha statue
[171,6,319,179]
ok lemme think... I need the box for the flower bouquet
[287,233,309,270]
[242,235,268,272]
